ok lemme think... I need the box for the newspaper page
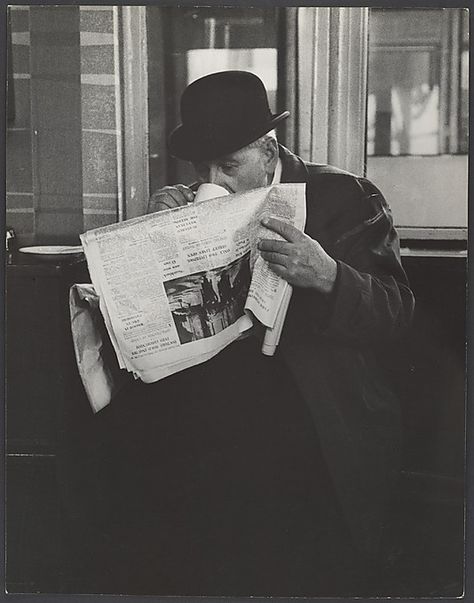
[80,183,306,385]
[69,284,133,412]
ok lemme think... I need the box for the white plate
[18,245,83,256]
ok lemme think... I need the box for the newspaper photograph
[165,252,251,344]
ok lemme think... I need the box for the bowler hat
[168,71,289,162]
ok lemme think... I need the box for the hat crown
[180,71,272,134]
[168,70,289,161]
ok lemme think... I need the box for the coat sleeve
[310,176,415,345]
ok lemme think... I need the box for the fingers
[147,185,195,213]
[258,238,291,266]
[259,250,288,267]
[258,238,293,254]
[264,262,287,280]
[261,217,304,243]
[263,253,303,287]
[175,184,195,202]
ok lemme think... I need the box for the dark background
[4,250,467,597]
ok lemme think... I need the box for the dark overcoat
[277,145,415,557]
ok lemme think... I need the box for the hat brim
[168,111,290,162]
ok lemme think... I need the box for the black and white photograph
[164,252,251,344]
[4,4,469,600]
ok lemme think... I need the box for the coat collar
[278,144,310,184]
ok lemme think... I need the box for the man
[94,71,414,596]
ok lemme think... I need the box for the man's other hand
[147,185,195,213]
[258,217,338,294]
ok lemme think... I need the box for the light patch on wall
[79,6,113,11]
[11,32,30,45]
[82,128,119,135]
[81,73,115,85]
[83,192,117,198]
[186,48,277,91]
[80,32,114,46]
[83,208,116,215]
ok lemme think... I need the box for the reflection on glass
[185,11,278,112]
[367,8,468,157]
[367,50,440,156]
[459,49,469,154]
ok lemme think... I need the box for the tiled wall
[30,5,84,244]
[6,5,120,246]
[80,6,120,232]
[7,6,34,242]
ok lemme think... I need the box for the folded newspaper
[75,183,306,411]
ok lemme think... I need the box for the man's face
[192,142,277,194]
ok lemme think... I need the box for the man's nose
[209,164,225,186]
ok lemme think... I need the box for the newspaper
[69,283,133,413]
[77,183,306,410]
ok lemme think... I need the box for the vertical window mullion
[448,9,461,154]
[283,7,368,173]
[439,10,451,154]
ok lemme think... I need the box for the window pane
[367,49,440,155]
[367,8,467,157]
[182,11,278,111]
[458,11,469,154]
[366,8,468,231]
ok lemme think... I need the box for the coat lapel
[278,144,330,247]
[279,144,309,184]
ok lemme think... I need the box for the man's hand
[147,185,195,214]
[258,217,338,294]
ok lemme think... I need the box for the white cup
[194,183,229,204]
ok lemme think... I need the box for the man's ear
[263,137,279,174]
